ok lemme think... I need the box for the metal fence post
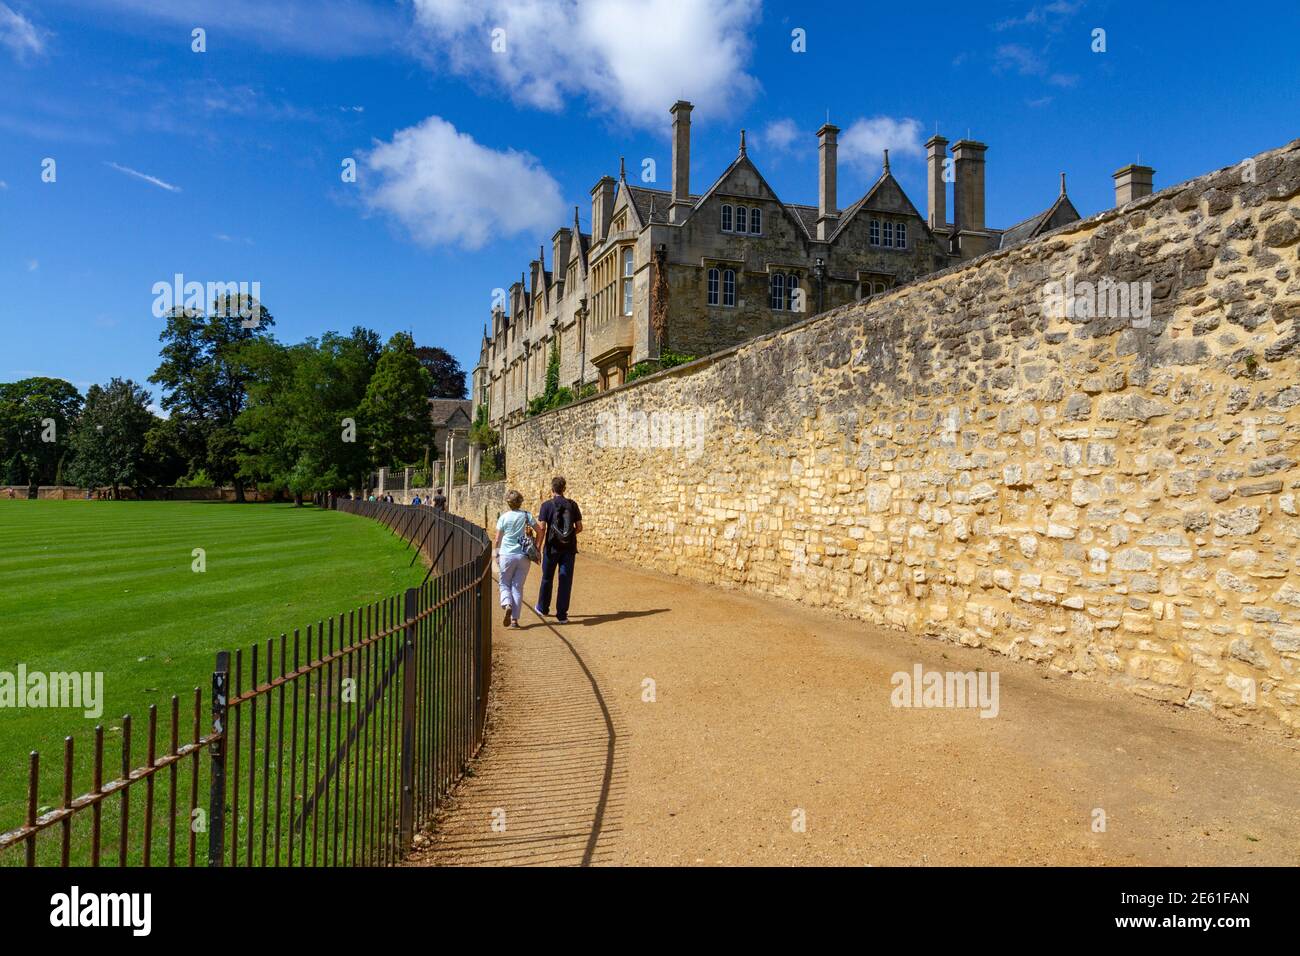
[208,651,229,867]
[398,588,418,852]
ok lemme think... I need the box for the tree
[413,346,467,399]
[232,338,298,500]
[141,416,190,488]
[359,332,436,468]
[238,328,381,504]
[0,377,82,496]
[67,378,155,498]
[149,296,275,502]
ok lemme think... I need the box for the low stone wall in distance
[447,481,509,532]
[0,486,271,501]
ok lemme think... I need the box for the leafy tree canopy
[413,345,467,399]
[149,297,275,501]
[0,377,83,488]
[359,332,436,467]
[66,378,156,496]
[237,327,381,502]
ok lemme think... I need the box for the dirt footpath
[406,554,1300,867]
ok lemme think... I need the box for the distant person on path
[411,494,422,506]
[494,489,539,629]
[433,487,447,511]
[535,476,583,624]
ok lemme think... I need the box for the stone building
[429,398,473,461]
[473,100,1087,433]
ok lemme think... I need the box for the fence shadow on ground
[410,611,627,867]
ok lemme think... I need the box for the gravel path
[406,554,1300,867]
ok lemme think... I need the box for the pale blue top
[496,508,537,555]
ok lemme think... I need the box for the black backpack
[551,497,576,549]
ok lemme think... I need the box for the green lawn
[0,500,426,860]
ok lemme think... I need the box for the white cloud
[994,43,1046,76]
[0,179,8,189]
[994,43,1078,88]
[0,2,44,60]
[362,115,566,250]
[25,258,38,271]
[755,118,800,154]
[994,1,1083,32]
[105,161,182,192]
[411,0,761,128]
[839,117,924,170]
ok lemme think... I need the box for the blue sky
[1,0,1297,406]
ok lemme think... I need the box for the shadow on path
[555,608,670,627]
[407,583,627,867]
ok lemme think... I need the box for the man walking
[535,476,583,624]
[432,487,447,511]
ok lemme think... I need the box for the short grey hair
[505,489,523,510]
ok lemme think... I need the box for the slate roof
[626,185,700,224]
[998,192,1080,250]
[428,398,473,425]
[785,203,819,237]
[626,182,822,235]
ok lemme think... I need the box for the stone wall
[503,139,1300,735]
[387,480,509,531]
[448,480,510,532]
[0,486,270,501]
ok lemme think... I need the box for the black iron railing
[0,500,492,867]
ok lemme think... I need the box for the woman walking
[494,489,539,628]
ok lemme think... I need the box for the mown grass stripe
[0,500,425,845]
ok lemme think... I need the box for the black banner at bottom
[0,865,1281,942]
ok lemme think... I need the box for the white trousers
[498,552,531,622]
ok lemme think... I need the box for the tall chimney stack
[925,134,949,231]
[952,139,987,234]
[1113,164,1155,207]
[670,100,693,224]
[590,176,616,240]
[552,226,572,285]
[816,123,840,240]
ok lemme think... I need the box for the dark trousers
[538,549,576,618]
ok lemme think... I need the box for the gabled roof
[566,206,591,275]
[681,146,813,240]
[998,187,1081,249]
[829,169,926,241]
[428,398,473,425]
[626,185,700,225]
[614,179,646,231]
